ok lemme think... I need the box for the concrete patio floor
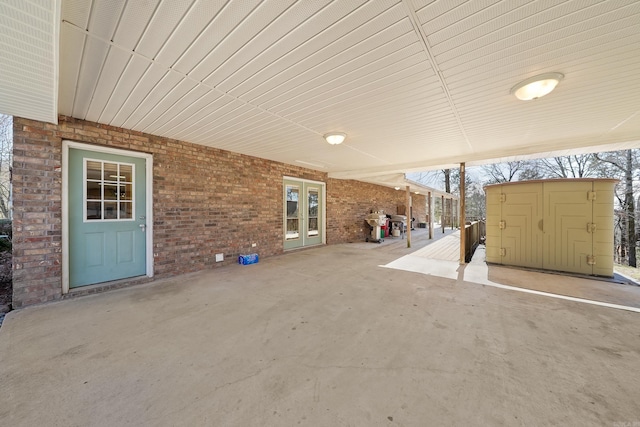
[1,235,640,426]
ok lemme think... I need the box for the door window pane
[85,160,135,221]
[103,162,118,180]
[286,185,299,240]
[86,161,102,180]
[120,202,133,219]
[104,202,118,219]
[86,181,101,200]
[86,201,102,220]
[103,184,118,200]
[120,184,132,200]
[308,188,319,237]
[120,164,133,182]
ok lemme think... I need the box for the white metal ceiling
[3,0,640,179]
[0,0,59,123]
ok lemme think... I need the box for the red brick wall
[327,179,427,243]
[12,119,63,306]
[12,116,427,307]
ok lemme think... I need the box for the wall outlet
[251,243,257,247]
[215,253,224,262]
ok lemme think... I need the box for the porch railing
[464,220,486,262]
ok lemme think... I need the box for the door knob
[139,223,146,232]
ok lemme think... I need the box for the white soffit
[0,0,59,123]
[9,0,640,176]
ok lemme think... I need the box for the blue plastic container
[238,253,259,265]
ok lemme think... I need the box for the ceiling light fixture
[394,186,400,190]
[324,132,346,145]
[511,72,564,101]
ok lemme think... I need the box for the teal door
[69,148,147,288]
[284,179,324,250]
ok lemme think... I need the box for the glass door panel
[307,187,319,237]
[285,184,300,241]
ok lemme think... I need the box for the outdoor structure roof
[1,1,640,183]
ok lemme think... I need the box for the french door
[283,178,325,249]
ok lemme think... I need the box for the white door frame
[283,176,326,247]
[62,140,154,294]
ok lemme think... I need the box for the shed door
[502,183,543,268]
[68,148,147,287]
[542,182,593,275]
[484,186,503,264]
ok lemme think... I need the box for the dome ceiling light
[511,72,564,101]
[324,132,346,145]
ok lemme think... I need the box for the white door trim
[283,176,326,246]
[62,140,154,294]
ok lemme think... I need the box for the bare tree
[444,169,451,193]
[537,154,597,178]
[481,161,529,184]
[0,115,12,219]
[409,169,455,192]
[594,150,637,267]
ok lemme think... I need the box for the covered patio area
[1,238,639,426]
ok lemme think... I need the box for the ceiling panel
[134,0,194,59]
[257,31,420,111]
[157,93,232,139]
[284,61,436,122]
[58,23,85,116]
[61,0,90,27]
[121,71,184,130]
[152,1,228,67]
[433,2,637,67]
[104,58,156,126]
[85,0,126,40]
[239,3,411,104]
[202,0,348,89]
[112,0,161,50]
[4,0,640,180]
[71,37,110,119]
[224,0,404,96]
[173,0,282,77]
[85,47,131,122]
[140,83,211,135]
[203,114,283,143]
[151,90,223,137]
[175,98,248,142]
[271,48,427,117]
[133,78,199,132]
[193,108,272,143]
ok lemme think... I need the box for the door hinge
[587,255,596,265]
[500,248,506,257]
[587,191,596,201]
[500,193,506,202]
[587,223,597,233]
[499,220,506,230]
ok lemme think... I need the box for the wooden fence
[464,220,486,262]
